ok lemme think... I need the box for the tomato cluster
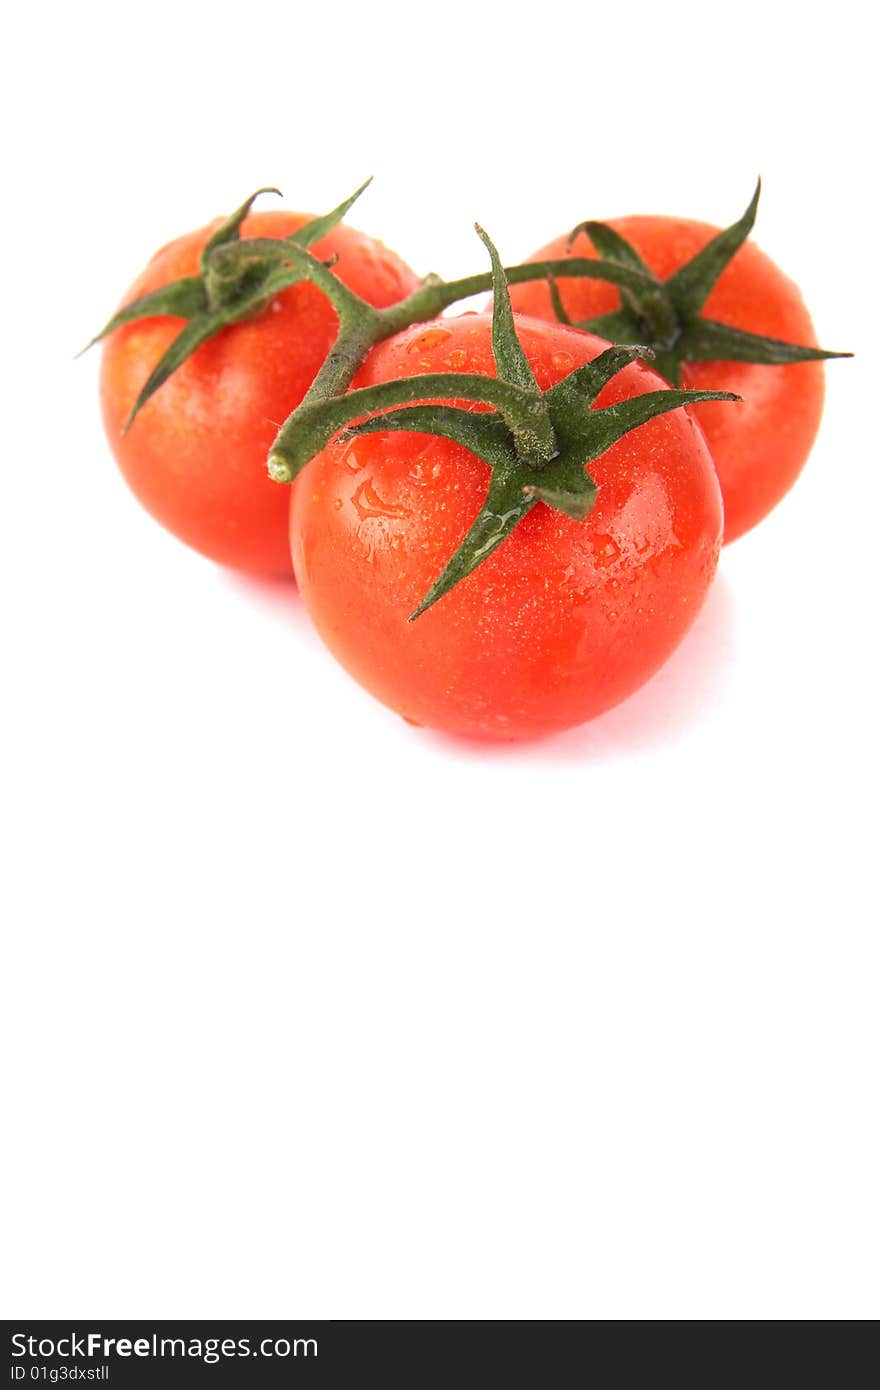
[91,183,847,740]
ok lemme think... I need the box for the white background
[3,0,877,1320]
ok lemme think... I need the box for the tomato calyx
[273,228,740,619]
[82,181,376,428]
[549,181,852,386]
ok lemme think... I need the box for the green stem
[297,325,381,409]
[223,237,372,323]
[268,371,548,482]
[269,254,668,478]
[380,256,661,329]
[634,288,680,346]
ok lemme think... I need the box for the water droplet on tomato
[592,534,621,564]
[407,326,453,355]
[340,440,368,473]
[551,350,574,372]
[352,479,409,522]
[444,349,468,369]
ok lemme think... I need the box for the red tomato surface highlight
[100,211,420,573]
[290,314,724,740]
[508,219,825,542]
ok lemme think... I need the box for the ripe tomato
[100,211,420,573]
[507,219,825,542]
[289,314,723,739]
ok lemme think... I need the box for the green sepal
[546,273,572,325]
[665,180,760,317]
[123,245,369,430]
[345,403,513,462]
[268,372,548,483]
[202,238,297,313]
[86,182,380,428]
[287,178,373,249]
[406,372,739,615]
[476,224,555,468]
[569,221,653,275]
[123,316,226,429]
[549,343,654,403]
[567,319,683,387]
[324,340,739,617]
[589,387,741,443]
[410,467,536,620]
[522,473,597,521]
[78,276,207,355]
[576,307,642,343]
[201,187,282,264]
[200,180,376,318]
[573,221,678,344]
[477,225,541,396]
[651,352,682,388]
[546,274,648,347]
[570,222,657,324]
[676,317,852,366]
[345,401,536,619]
[559,180,850,384]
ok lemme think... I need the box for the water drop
[341,440,368,473]
[407,326,453,354]
[592,534,620,564]
[352,479,409,522]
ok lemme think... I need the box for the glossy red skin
[100,210,420,573]
[507,218,825,542]
[290,314,724,740]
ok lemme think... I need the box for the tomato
[507,218,826,542]
[289,314,723,740]
[99,210,420,573]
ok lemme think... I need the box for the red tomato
[100,211,420,573]
[508,219,825,542]
[289,314,723,740]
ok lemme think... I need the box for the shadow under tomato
[417,570,738,765]
[218,561,737,764]
[218,566,309,626]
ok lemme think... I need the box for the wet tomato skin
[289,314,724,740]
[507,218,825,543]
[100,210,420,574]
